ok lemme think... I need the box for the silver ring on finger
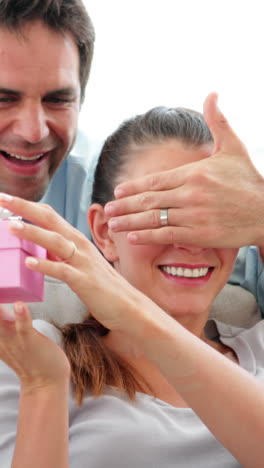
[160,208,169,227]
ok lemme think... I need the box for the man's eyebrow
[45,87,78,97]
[0,87,78,97]
[0,88,22,95]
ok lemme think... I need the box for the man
[0,0,96,238]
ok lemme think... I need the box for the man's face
[0,21,81,201]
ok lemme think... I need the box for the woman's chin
[161,300,212,325]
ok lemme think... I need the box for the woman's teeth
[160,266,209,278]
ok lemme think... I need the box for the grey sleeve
[229,246,264,317]
[0,359,20,468]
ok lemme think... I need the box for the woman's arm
[0,304,70,468]
[2,194,264,467]
[136,308,264,468]
[13,383,69,468]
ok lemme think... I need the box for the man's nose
[12,101,50,144]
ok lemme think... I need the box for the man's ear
[88,203,119,262]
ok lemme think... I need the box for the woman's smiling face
[106,139,239,329]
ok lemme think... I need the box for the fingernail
[104,203,115,216]
[15,303,24,315]
[0,192,13,202]
[9,220,24,230]
[25,257,39,266]
[127,233,139,243]
[108,218,118,230]
[114,188,125,198]
[0,308,16,321]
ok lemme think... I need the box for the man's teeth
[7,152,44,160]
[160,266,209,278]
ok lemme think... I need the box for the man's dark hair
[0,0,95,102]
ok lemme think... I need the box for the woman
[0,106,263,468]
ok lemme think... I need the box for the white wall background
[81,0,264,173]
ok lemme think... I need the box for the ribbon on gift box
[0,207,22,221]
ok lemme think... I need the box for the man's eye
[0,96,16,103]
[46,97,71,104]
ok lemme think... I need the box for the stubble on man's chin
[0,133,78,202]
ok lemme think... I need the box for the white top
[0,319,264,468]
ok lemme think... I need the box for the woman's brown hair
[61,106,213,406]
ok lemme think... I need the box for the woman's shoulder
[212,319,264,374]
[214,318,264,341]
[231,319,264,353]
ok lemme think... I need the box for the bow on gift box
[0,207,21,221]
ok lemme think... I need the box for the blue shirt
[41,132,102,239]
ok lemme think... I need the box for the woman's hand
[0,302,70,390]
[0,194,160,341]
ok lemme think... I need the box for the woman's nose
[172,244,209,255]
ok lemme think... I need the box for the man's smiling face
[0,20,81,201]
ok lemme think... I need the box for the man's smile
[0,150,48,164]
[0,150,51,175]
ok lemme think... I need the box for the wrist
[125,293,179,351]
[20,377,70,397]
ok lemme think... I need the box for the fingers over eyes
[105,188,182,217]
[114,167,186,198]
[127,226,195,245]
[108,207,195,233]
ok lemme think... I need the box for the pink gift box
[0,220,46,303]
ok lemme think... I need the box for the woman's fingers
[13,302,32,335]
[0,303,32,352]
[0,193,79,240]
[0,302,70,386]
[0,305,16,322]
[25,255,77,286]
[0,194,87,263]
[0,195,96,294]
[8,219,82,264]
[0,303,32,335]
